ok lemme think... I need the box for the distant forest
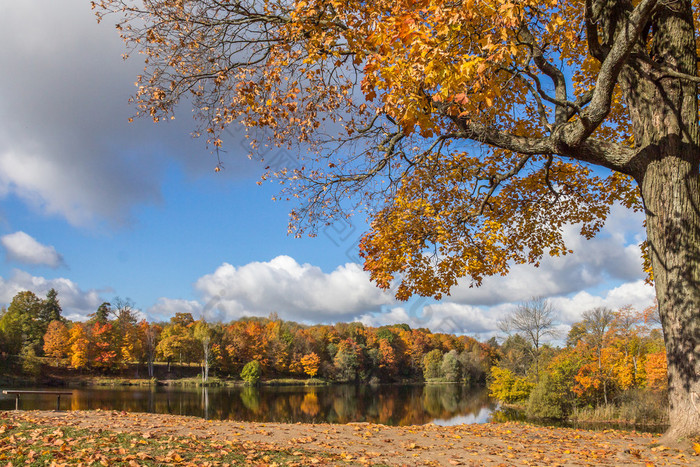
[0,289,668,423]
[0,289,492,385]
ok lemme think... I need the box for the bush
[488,366,533,404]
[526,372,571,419]
[20,346,42,377]
[240,360,262,384]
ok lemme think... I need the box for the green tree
[333,339,362,383]
[422,349,443,381]
[441,350,461,382]
[39,288,63,325]
[526,372,570,420]
[20,345,41,377]
[566,322,588,348]
[92,302,112,324]
[0,291,44,355]
[498,334,535,378]
[240,360,261,384]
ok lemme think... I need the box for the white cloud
[0,269,105,321]
[551,280,656,325]
[447,205,646,306]
[357,280,655,342]
[193,255,395,323]
[147,298,203,323]
[358,302,514,340]
[1,231,64,268]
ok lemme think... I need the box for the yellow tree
[300,352,321,378]
[95,0,700,441]
[68,324,89,370]
[43,320,70,359]
[645,351,669,391]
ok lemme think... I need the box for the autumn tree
[300,352,321,378]
[43,320,71,359]
[69,324,90,370]
[95,0,700,439]
[157,321,198,369]
[91,321,120,370]
[377,338,398,380]
[94,0,700,440]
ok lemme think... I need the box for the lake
[0,384,496,426]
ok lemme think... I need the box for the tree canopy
[94,0,700,442]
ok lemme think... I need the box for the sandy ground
[4,410,698,466]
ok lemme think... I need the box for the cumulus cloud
[358,280,655,341]
[1,231,64,268]
[551,280,656,325]
[358,302,514,340]
[190,255,395,323]
[0,270,105,321]
[147,298,204,323]
[143,203,651,335]
[447,205,646,306]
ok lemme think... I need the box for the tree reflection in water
[1,384,497,426]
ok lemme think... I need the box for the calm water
[0,384,496,426]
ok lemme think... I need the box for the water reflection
[0,384,496,426]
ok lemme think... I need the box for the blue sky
[0,1,655,340]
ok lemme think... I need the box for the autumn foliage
[488,304,668,422]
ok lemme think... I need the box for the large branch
[454,121,554,155]
[558,0,658,149]
[585,0,610,61]
[455,120,635,172]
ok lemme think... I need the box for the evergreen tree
[39,288,63,325]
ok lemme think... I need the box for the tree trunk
[639,154,700,443]
[619,0,700,443]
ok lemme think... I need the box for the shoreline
[1,376,672,433]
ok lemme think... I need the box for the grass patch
[0,413,344,466]
[264,378,329,386]
[571,390,669,426]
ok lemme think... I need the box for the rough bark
[642,152,700,443]
[618,0,700,442]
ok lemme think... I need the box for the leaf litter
[1,410,697,466]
